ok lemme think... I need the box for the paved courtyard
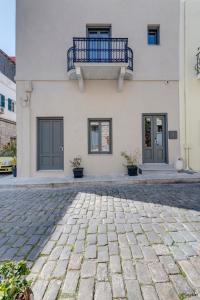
[0,184,200,300]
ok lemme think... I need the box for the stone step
[140,163,176,173]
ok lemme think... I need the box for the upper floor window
[8,98,15,112]
[0,94,5,108]
[148,25,160,45]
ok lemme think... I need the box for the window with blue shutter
[8,98,12,111]
[0,94,5,108]
[148,25,160,45]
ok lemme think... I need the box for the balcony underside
[68,63,133,92]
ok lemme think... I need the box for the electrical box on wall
[168,131,178,139]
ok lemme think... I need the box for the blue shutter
[8,98,12,111]
[0,95,5,108]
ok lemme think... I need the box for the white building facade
[16,0,181,177]
[0,51,16,147]
[179,0,200,171]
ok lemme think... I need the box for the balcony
[196,48,200,79]
[67,37,133,91]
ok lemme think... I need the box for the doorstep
[140,163,176,173]
[0,172,200,189]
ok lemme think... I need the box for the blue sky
[0,0,16,56]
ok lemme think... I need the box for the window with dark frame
[8,98,14,112]
[0,94,5,108]
[148,25,160,45]
[88,119,112,154]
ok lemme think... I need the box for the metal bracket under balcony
[67,38,133,91]
[196,48,200,79]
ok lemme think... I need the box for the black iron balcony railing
[196,48,200,76]
[67,37,133,72]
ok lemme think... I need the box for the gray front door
[38,118,64,170]
[143,114,167,163]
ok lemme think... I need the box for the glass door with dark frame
[143,115,167,163]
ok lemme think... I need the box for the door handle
[60,146,64,152]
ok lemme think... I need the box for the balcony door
[142,114,167,163]
[88,27,111,62]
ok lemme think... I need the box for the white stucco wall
[16,0,180,177]
[179,0,200,170]
[16,0,180,81]
[17,80,180,177]
[0,72,16,122]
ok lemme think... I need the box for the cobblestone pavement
[0,184,200,300]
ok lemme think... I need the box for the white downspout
[182,0,189,169]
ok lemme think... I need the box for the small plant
[70,156,84,178]
[0,261,33,300]
[121,150,141,176]
[0,141,17,157]
[70,156,82,169]
[179,294,186,300]
[121,149,140,166]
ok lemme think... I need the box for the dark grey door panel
[143,114,167,163]
[38,118,64,170]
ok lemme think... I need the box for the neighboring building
[16,0,180,177]
[0,50,16,147]
[179,0,200,171]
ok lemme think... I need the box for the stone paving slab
[0,184,200,299]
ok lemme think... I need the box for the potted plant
[121,150,140,176]
[70,156,84,178]
[0,261,33,300]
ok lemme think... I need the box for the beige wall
[179,0,200,170]
[17,80,180,177]
[16,0,180,81]
[16,0,181,177]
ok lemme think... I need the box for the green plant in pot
[70,156,84,178]
[121,150,140,176]
[0,261,33,300]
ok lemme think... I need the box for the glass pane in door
[90,122,99,152]
[144,117,152,147]
[101,122,110,152]
[155,117,163,146]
